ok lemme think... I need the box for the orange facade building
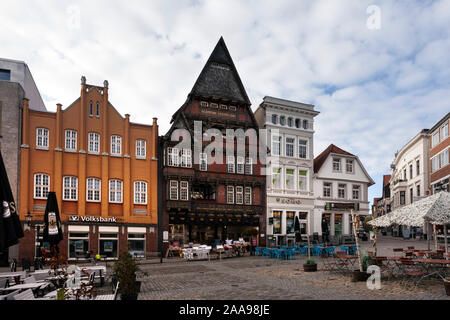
[18,77,158,262]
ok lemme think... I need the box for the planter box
[444,280,450,296]
[303,263,317,272]
[352,270,370,282]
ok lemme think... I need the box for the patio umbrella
[294,216,301,243]
[42,192,63,257]
[369,192,450,252]
[0,150,24,252]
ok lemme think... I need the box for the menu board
[75,241,84,253]
[104,241,113,252]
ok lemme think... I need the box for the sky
[1,0,449,208]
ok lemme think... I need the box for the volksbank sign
[69,215,117,223]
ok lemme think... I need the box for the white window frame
[227,186,234,204]
[167,147,179,167]
[181,149,192,168]
[298,139,307,159]
[346,159,354,173]
[136,140,146,159]
[199,152,208,171]
[227,156,235,173]
[36,128,49,149]
[89,101,93,116]
[272,167,282,189]
[272,135,281,156]
[63,176,78,201]
[332,158,341,172]
[441,123,448,142]
[88,132,100,154]
[65,129,77,151]
[86,178,101,202]
[237,156,245,174]
[111,135,122,156]
[236,186,244,204]
[432,155,439,172]
[441,148,449,167]
[245,157,253,175]
[169,180,178,200]
[134,181,147,205]
[352,185,360,200]
[109,179,123,203]
[285,168,295,190]
[338,183,346,199]
[180,181,189,201]
[323,182,332,198]
[432,132,439,147]
[285,137,295,157]
[34,173,50,199]
[298,170,308,191]
[244,187,252,205]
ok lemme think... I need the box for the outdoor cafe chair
[23,275,37,284]
[325,246,336,257]
[2,289,20,300]
[398,259,425,288]
[349,246,357,255]
[393,248,404,257]
[0,278,8,289]
[299,247,308,256]
[255,247,262,256]
[321,254,337,273]
[284,248,296,260]
[340,245,349,254]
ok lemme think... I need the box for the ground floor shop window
[322,213,331,236]
[273,210,282,234]
[34,224,49,258]
[298,212,308,235]
[169,224,185,246]
[286,211,295,234]
[99,233,118,258]
[128,234,145,258]
[68,233,89,259]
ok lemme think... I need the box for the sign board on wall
[325,203,360,211]
[69,215,118,223]
[163,231,169,242]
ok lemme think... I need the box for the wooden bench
[94,281,119,300]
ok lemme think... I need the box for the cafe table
[333,255,358,271]
[0,281,49,293]
[413,259,450,279]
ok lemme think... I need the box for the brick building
[159,37,266,249]
[429,112,450,193]
[18,77,159,262]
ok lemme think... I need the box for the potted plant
[113,252,140,300]
[352,254,370,282]
[303,259,317,272]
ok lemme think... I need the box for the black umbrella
[294,216,301,243]
[0,151,24,252]
[43,192,63,257]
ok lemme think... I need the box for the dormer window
[210,103,218,109]
[295,119,300,128]
[220,104,227,110]
[200,101,209,107]
[229,105,236,111]
[280,116,286,126]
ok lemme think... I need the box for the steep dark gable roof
[189,37,251,105]
[313,144,355,173]
[383,174,391,187]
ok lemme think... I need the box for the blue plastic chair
[255,247,262,256]
[349,246,357,255]
[299,247,308,256]
[340,245,349,254]
[326,246,336,257]
[262,248,271,257]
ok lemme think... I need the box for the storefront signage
[69,215,118,223]
[275,198,302,205]
[324,203,359,211]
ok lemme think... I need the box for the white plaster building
[389,129,430,237]
[313,144,374,241]
[254,96,319,246]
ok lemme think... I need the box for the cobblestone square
[135,237,450,300]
